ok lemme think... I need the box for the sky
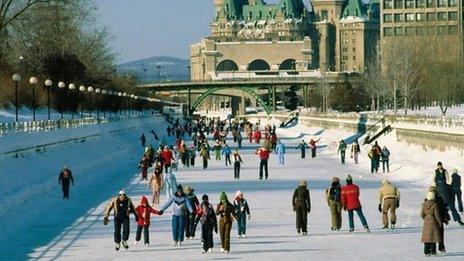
[94,0,214,63]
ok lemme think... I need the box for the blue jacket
[163,172,178,191]
[221,146,232,156]
[276,143,286,156]
[161,194,193,216]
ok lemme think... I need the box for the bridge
[137,72,361,115]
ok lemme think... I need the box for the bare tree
[315,72,332,112]
[362,54,387,113]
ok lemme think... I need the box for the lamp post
[130,94,135,115]
[87,86,94,117]
[95,88,101,120]
[44,79,53,120]
[58,81,66,119]
[118,92,123,116]
[79,85,86,118]
[68,83,76,118]
[12,74,21,122]
[156,65,162,82]
[29,77,38,121]
[101,89,107,118]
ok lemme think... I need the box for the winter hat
[202,194,209,201]
[177,185,183,192]
[426,192,435,201]
[118,189,125,195]
[299,180,307,187]
[235,190,243,198]
[141,196,148,205]
[452,168,458,174]
[346,175,353,182]
[332,177,340,183]
[437,162,443,166]
[219,192,228,202]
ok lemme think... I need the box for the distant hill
[117,56,190,83]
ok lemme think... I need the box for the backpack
[330,186,341,202]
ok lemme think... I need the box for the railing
[0,112,156,136]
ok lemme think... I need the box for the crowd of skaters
[57,113,463,256]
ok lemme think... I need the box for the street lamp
[156,64,162,82]
[44,79,53,120]
[29,77,38,121]
[87,86,94,117]
[12,74,21,122]
[101,89,107,118]
[118,92,123,115]
[95,88,101,120]
[68,83,76,118]
[58,81,66,119]
[79,85,86,118]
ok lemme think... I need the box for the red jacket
[256,148,270,160]
[341,184,362,211]
[135,196,160,226]
[253,130,262,143]
[160,150,173,165]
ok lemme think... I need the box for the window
[405,13,414,22]
[405,27,415,35]
[449,12,458,21]
[352,47,356,52]
[394,0,403,8]
[416,13,424,21]
[342,47,348,52]
[321,10,328,21]
[353,56,356,61]
[416,0,426,7]
[342,56,348,61]
[394,27,404,36]
[426,0,435,7]
[384,0,393,8]
[449,25,457,34]
[416,27,425,35]
[449,0,457,6]
[437,12,447,21]
[437,26,447,34]
[426,12,436,21]
[383,14,393,22]
[383,27,394,36]
[437,0,447,7]
[405,0,414,8]
[394,13,404,22]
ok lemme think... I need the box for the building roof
[219,0,309,21]
[341,0,368,19]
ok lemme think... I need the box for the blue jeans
[278,155,285,165]
[348,208,369,230]
[237,214,247,235]
[382,158,390,172]
[172,215,185,242]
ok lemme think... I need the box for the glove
[396,201,400,209]
[378,204,382,213]
[158,210,164,215]
[103,217,109,225]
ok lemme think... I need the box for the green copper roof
[341,0,368,18]
[278,0,306,19]
[220,0,245,20]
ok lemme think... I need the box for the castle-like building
[190,0,380,80]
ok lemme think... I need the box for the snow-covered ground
[6,117,461,260]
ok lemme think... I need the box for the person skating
[139,154,152,181]
[185,186,200,240]
[139,133,146,147]
[159,185,193,247]
[428,186,450,253]
[432,162,464,225]
[351,140,361,164]
[213,140,222,161]
[216,192,237,253]
[421,192,443,256]
[145,145,155,163]
[368,146,380,174]
[292,180,311,235]
[148,163,164,205]
[200,145,210,169]
[296,139,309,159]
[326,177,342,231]
[134,196,161,246]
[233,150,244,180]
[309,138,321,158]
[103,189,138,251]
[234,191,250,238]
[341,175,370,233]
[253,128,262,144]
[337,140,347,164]
[378,179,400,229]
[237,132,243,148]
[189,146,196,167]
[275,140,286,165]
[160,146,174,173]
[381,146,391,173]
[222,144,232,166]
[163,168,178,199]
[58,166,74,199]
[199,194,218,253]
[450,168,463,214]
[256,146,270,180]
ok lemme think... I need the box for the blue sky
[94,0,214,63]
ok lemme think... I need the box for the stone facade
[190,0,380,80]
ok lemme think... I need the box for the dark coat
[292,186,311,212]
[215,202,237,223]
[421,200,443,243]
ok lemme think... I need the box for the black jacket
[292,186,311,212]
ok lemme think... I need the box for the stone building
[190,0,380,80]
